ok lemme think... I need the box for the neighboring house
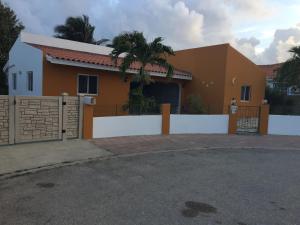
[5,32,191,116]
[259,63,300,96]
[167,44,266,114]
[5,32,267,116]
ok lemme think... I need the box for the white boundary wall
[93,115,162,138]
[170,115,229,134]
[268,115,300,136]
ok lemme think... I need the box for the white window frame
[77,74,99,96]
[12,73,17,90]
[27,71,33,92]
[241,85,251,102]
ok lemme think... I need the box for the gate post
[228,105,238,135]
[83,104,94,139]
[161,104,170,135]
[259,104,270,135]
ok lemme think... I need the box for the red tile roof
[32,45,192,79]
[259,63,283,79]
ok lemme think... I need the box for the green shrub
[186,95,206,114]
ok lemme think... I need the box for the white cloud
[258,26,300,64]
[4,0,300,64]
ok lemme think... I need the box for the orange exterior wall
[167,44,228,114]
[42,57,186,115]
[168,44,266,114]
[224,46,266,113]
[42,58,130,116]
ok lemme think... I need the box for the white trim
[46,55,192,80]
[77,74,99,96]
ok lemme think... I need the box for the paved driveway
[92,134,300,155]
[1,135,300,225]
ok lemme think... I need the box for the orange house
[168,44,266,114]
[7,33,266,116]
[7,32,191,116]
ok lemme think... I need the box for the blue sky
[4,0,300,64]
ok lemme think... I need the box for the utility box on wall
[83,96,96,105]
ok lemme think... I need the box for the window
[78,75,98,95]
[241,86,251,101]
[27,71,33,91]
[12,73,17,90]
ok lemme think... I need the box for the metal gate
[236,106,260,134]
[0,96,83,145]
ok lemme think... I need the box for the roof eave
[46,55,192,80]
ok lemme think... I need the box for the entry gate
[0,96,83,145]
[236,106,260,134]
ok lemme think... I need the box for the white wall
[170,115,229,134]
[8,37,43,96]
[93,115,162,138]
[268,115,300,136]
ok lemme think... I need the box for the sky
[4,0,300,65]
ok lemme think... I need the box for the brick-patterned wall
[15,97,61,143]
[64,96,80,138]
[0,96,9,145]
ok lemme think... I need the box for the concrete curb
[1,145,300,180]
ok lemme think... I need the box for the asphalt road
[1,148,300,225]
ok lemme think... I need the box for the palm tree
[110,31,175,113]
[54,15,109,45]
[277,46,300,87]
[110,31,175,90]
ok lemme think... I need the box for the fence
[93,115,162,138]
[0,95,83,145]
[170,115,229,134]
[268,115,300,136]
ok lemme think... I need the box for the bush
[186,95,206,114]
[123,87,159,114]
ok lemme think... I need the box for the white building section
[268,115,300,136]
[170,115,229,134]
[93,115,162,138]
[8,37,43,96]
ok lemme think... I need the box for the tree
[110,31,175,113]
[0,0,24,94]
[277,46,300,87]
[110,31,174,90]
[54,15,108,45]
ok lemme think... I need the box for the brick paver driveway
[92,134,300,155]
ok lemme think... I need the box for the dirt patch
[181,208,199,218]
[36,182,55,188]
[182,201,217,218]
[237,222,247,225]
[185,201,217,213]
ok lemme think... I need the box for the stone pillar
[83,104,94,139]
[259,104,270,135]
[161,104,170,135]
